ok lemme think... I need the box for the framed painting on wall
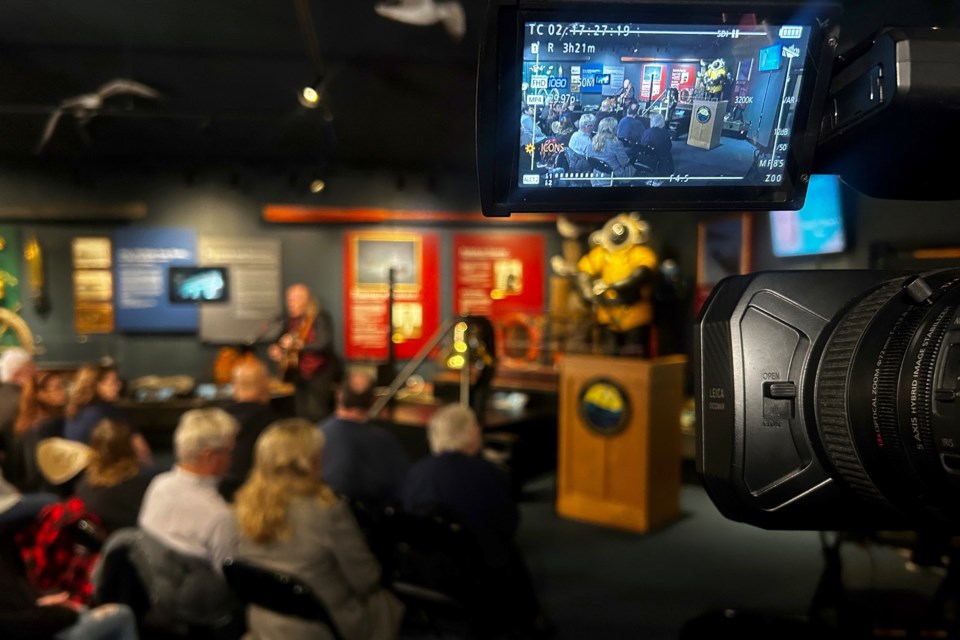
[695,214,753,315]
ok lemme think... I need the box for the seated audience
[591,116,636,184]
[76,419,155,534]
[138,407,239,573]
[640,112,675,174]
[8,370,69,492]
[219,358,280,502]
[0,527,139,640]
[402,404,550,639]
[319,372,410,509]
[64,362,152,466]
[235,418,404,640]
[0,349,35,463]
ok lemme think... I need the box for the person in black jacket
[402,404,552,639]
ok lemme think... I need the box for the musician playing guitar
[268,283,342,421]
[615,78,636,110]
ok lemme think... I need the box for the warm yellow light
[447,355,465,369]
[454,341,467,353]
[310,179,325,193]
[455,322,468,332]
[301,86,319,104]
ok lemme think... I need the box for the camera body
[695,269,960,530]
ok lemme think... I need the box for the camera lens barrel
[815,270,960,525]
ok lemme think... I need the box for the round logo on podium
[578,378,630,437]
[696,106,712,123]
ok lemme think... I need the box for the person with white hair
[138,407,239,572]
[402,404,551,638]
[0,348,35,460]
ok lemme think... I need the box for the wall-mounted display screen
[168,266,229,303]
[770,174,846,257]
[758,43,784,71]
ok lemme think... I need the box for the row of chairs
[94,507,483,640]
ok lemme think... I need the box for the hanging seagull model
[373,0,466,41]
[35,78,162,154]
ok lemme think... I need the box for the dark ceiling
[0,0,486,173]
[0,0,955,179]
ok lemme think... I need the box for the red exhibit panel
[453,233,544,319]
[344,230,439,360]
[640,63,664,101]
[669,63,698,103]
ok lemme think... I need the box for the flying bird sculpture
[35,78,162,154]
[374,0,466,41]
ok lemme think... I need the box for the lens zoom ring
[817,282,904,504]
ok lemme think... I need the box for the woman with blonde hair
[64,362,152,465]
[591,115,635,182]
[75,419,156,534]
[234,419,403,640]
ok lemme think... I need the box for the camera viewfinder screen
[519,21,812,189]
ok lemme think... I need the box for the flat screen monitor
[758,43,784,71]
[477,1,840,216]
[168,266,230,303]
[769,174,846,257]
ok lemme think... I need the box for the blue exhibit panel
[114,228,199,332]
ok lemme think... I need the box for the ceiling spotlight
[310,179,326,193]
[299,85,320,108]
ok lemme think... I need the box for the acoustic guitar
[278,303,317,382]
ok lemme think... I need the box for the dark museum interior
[0,0,959,639]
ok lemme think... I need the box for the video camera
[476,1,960,530]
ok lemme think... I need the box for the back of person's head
[86,418,140,488]
[427,404,481,456]
[650,113,666,129]
[174,407,239,465]
[0,348,34,384]
[232,357,270,403]
[235,418,335,544]
[627,102,640,117]
[253,418,324,482]
[578,113,596,131]
[338,371,375,412]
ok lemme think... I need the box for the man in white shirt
[138,407,239,572]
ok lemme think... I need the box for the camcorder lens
[696,268,960,530]
[815,270,960,525]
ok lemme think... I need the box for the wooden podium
[556,354,687,533]
[686,99,728,150]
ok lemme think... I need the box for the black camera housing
[695,269,960,530]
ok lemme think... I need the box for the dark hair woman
[7,371,69,492]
